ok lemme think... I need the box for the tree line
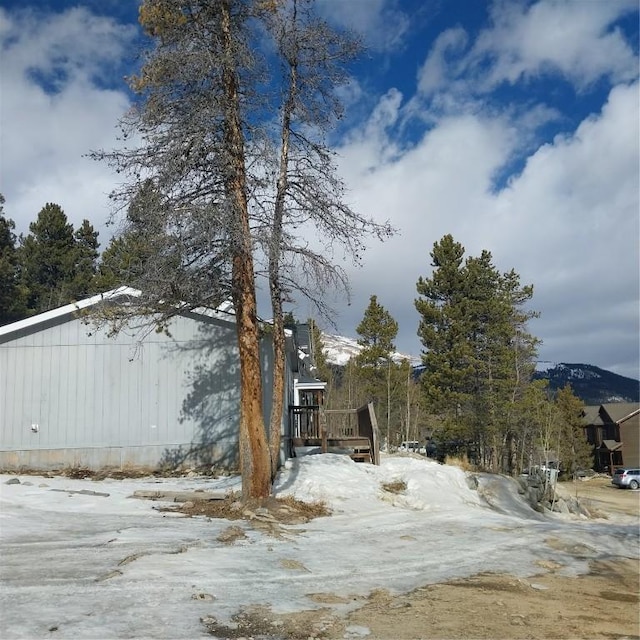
[0,197,154,324]
[312,235,592,479]
[0,194,592,480]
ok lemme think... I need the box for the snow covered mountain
[320,332,421,367]
[320,334,638,405]
[533,363,639,404]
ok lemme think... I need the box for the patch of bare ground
[556,476,640,518]
[320,557,640,640]
[202,558,638,639]
[159,494,331,530]
[201,604,338,639]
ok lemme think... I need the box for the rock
[553,498,570,514]
[217,525,247,544]
[4,478,20,485]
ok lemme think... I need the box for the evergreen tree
[355,295,399,447]
[95,231,150,291]
[18,204,101,314]
[308,318,333,386]
[0,195,27,324]
[415,234,539,472]
[555,384,592,477]
[70,220,100,298]
[90,0,392,499]
[19,203,77,313]
[356,295,398,366]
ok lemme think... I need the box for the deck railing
[289,402,380,465]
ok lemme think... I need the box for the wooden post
[321,407,328,453]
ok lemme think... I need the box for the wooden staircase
[292,436,372,463]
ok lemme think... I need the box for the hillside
[533,363,639,405]
[321,333,639,405]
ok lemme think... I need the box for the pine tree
[555,384,592,477]
[0,195,27,324]
[19,203,77,313]
[415,234,539,472]
[355,295,399,448]
[69,220,100,299]
[90,1,392,499]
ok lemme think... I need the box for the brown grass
[445,454,475,471]
[160,493,331,525]
[382,480,407,494]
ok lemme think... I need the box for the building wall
[0,311,246,471]
[620,413,640,468]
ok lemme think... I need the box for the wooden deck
[289,403,380,464]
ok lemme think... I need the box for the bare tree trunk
[267,1,299,480]
[221,0,270,500]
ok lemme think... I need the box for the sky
[0,0,638,378]
[1,453,638,638]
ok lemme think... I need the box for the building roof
[601,403,640,424]
[295,375,327,391]
[582,405,604,426]
[599,440,623,451]
[0,287,237,344]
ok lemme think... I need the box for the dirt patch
[382,480,407,494]
[201,604,335,639]
[320,557,640,640]
[556,476,640,518]
[159,494,330,529]
[202,558,638,639]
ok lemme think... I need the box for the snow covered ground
[1,454,638,639]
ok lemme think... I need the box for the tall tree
[69,220,100,299]
[259,0,392,478]
[0,195,27,324]
[19,203,78,313]
[355,295,399,447]
[415,234,539,472]
[91,0,392,499]
[554,384,591,477]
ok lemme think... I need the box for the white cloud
[416,0,638,100]
[0,7,134,236]
[473,0,638,91]
[417,27,468,97]
[334,82,639,378]
[315,0,410,51]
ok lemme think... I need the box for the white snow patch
[1,455,637,639]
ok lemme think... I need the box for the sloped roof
[582,405,604,426]
[0,287,236,344]
[601,403,640,424]
[599,440,623,451]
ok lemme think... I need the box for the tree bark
[221,0,270,500]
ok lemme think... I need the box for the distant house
[582,403,640,472]
[0,289,319,472]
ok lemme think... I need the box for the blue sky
[1,0,639,378]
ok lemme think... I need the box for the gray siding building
[0,290,288,472]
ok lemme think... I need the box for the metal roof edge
[0,287,141,339]
[0,287,238,341]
